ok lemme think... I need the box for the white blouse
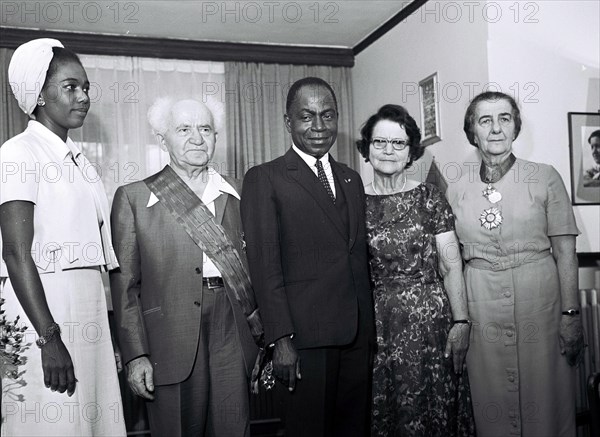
[0,121,118,276]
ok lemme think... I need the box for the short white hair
[147,95,224,136]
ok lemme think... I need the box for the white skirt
[1,268,126,436]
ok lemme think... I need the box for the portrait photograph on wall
[568,112,600,205]
[418,72,441,146]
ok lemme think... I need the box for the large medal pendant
[261,360,275,390]
[480,207,503,230]
[482,184,502,203]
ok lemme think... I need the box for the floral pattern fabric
[366,183,475,437]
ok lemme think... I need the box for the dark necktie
[315,159,335,202]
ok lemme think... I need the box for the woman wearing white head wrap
[0,40,126,436]
[8,38,64,116]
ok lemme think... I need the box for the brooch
[482,184,502,203]
[479,207,503,230]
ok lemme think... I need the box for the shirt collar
[292,143,330,168]
[146,170,239,208]
[201,170,240,205]
[28,120,82,162]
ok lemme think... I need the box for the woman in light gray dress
[447,91,584,436]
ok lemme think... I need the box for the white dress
[1,122,126,436]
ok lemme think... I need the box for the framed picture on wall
[568,112,600,205]
[419,72,441,146]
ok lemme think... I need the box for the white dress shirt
[200,171,240,277]
[292,144,336,198]
[146,169,240,278]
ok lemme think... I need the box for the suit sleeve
[109,185,149,364]
[241,165,294,346]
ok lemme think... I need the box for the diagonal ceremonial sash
[145,166,266,392]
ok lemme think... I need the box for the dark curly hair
[463,91,522,147]
[356,104,423,168]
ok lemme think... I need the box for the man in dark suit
[110,97,258,437]
[241,77,375,437]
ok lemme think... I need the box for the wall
[486,1,600,251]
[353,0,599,253]
[353,0,489,184]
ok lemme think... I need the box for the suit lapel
[284,149,347,241]
[331,159,359,250]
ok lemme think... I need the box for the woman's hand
[41,336,77,396]
[1,201,77,395]
[445,323,471,374]
[559,315,584,366]
[436,230,471,374]
[549,235,583,367]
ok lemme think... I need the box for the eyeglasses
[371,137,409,151]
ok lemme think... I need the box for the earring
[37,96,46,107]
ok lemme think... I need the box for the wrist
[561,308,580,316]
[36,322,61,348]
[269,334,294,348]
[452,319,472,326]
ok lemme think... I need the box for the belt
[467,249,552,271]
[202,276,224,289]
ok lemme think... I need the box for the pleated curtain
[1,48,28,145]
[225,62,359,177]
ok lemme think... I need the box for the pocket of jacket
[142,306,162,316]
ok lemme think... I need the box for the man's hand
[444,323,471,374]
[559,315,584,366]
[41,336,77,396]
[126,356,155,399]
[272,336,301,391]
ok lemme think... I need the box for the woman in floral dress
[357,104,475,436]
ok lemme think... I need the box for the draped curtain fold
[1,48,28,145]
[73,55,226,203]
[225,62,359,177]
[3,52,359,193]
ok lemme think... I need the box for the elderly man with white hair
[109,97,261,437]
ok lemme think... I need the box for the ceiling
[1,1,412,49]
